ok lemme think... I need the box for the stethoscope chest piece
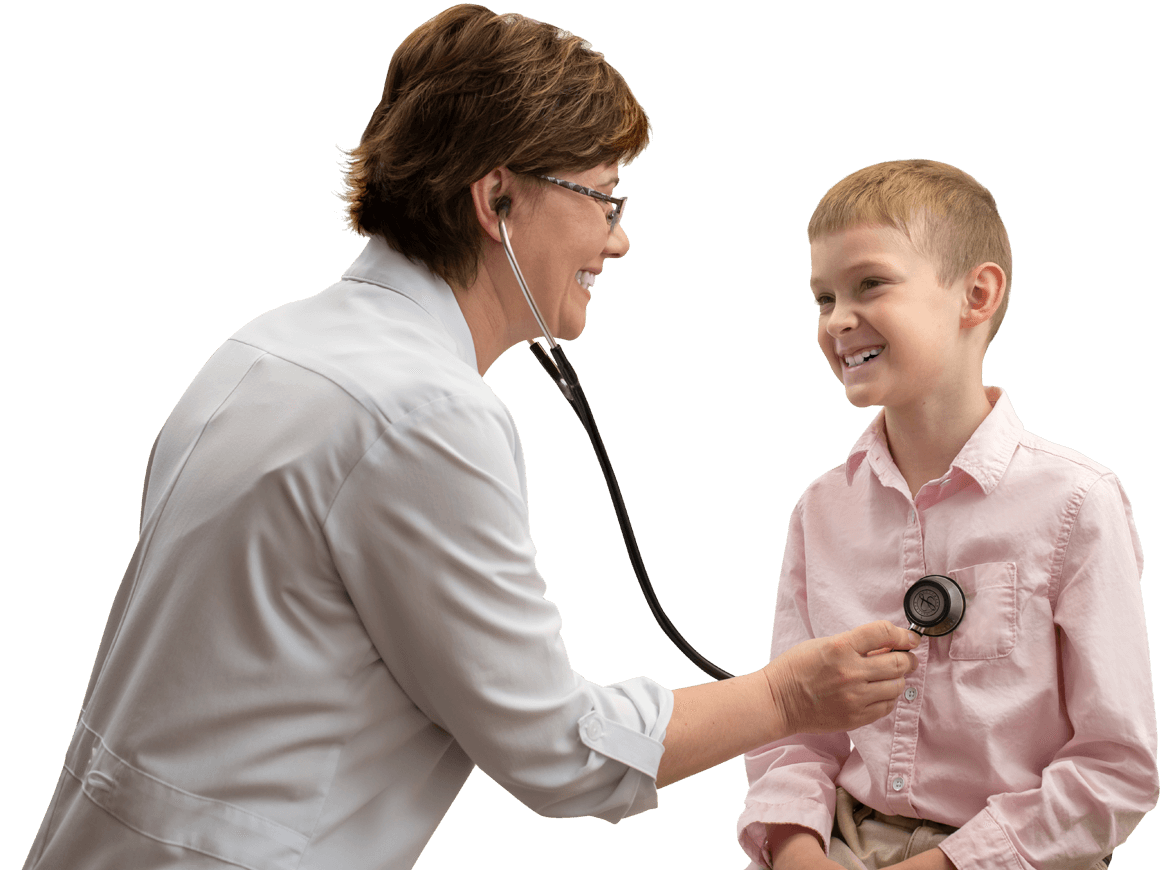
[904,574,966,637]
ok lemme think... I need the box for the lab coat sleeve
[323,389,672,823]
[738,496,851,868]
[939,474,1159,870]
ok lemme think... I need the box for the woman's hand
[765,621,919,736]
[655,621,917,787]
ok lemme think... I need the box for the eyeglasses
[537,175,627,233]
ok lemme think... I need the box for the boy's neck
[883,384,994,499]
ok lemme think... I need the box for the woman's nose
[605,224,630,258]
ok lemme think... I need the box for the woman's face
[506,161,630,341]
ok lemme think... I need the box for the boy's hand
[765,621,919,735]
[887,848,957,870]
[766,826,841,870]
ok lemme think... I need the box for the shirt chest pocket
[947,562,1018,660]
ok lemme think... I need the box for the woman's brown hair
[344,5,650,287]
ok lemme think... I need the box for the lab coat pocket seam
[66,720,310,870]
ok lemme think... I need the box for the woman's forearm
[656,671,781,787]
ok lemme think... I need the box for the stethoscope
[904,575,966,637]
[497,211,967,680]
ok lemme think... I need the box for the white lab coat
[24,237,673,870]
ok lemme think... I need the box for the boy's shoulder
[1013,427,1113,477]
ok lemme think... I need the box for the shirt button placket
[888,503,928,816]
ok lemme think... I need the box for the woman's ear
[470,167,512,242]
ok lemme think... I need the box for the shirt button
[904,687,918,701]
[892,776,905,791]
[585,719,604,740]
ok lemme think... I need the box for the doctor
[23,6,918,869]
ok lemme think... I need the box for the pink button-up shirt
[738,390,1158,870]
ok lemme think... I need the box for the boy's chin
[843,386,881,409]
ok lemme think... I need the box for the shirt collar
[341,235,479,372]
[845,388,1023,495]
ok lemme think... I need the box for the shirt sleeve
[940,474,1159,870]
[738,497,850,867]
[322,390,673,823]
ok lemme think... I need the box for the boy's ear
[960,262,1006,332]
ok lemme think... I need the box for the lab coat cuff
[576,710,664,780]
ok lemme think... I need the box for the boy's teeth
[576,270,595,289]
[845,348,882,368]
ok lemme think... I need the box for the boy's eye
[816,281,882,311]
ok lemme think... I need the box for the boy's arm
[887,849,957,870]
[738,500,853,867]
[939,475,1158,870]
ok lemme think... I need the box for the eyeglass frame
[536,174,627,233]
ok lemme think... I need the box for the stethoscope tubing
[498,215,734,681]
[496,217,968,677]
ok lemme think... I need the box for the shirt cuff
[938,808,1023,870]
[737,799,834,869]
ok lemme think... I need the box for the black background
[18,5,1154,867]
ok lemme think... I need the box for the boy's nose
[826,302,858,335]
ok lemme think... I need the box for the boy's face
[810,224,971,415]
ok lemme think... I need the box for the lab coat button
[586,719,604,740]
[85,771,116,794]
[904,687,918,701]
[892,776,905,791]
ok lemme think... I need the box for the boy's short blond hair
[808,159,1012,342]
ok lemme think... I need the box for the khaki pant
[826,788,1109,870]
[827,787,955,869]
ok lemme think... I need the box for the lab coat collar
[343,235,479,373]
[845,388,1023,496]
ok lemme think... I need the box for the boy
[737,160,1157,870]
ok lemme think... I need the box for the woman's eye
[814,294,834,308]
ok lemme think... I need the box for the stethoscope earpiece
[904,574,966,637]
